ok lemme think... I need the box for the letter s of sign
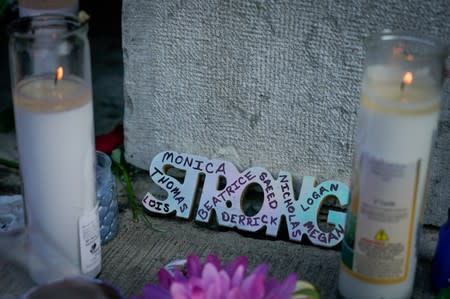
[145,151,206,219]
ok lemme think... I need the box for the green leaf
[111,147,123,165]
[291,280,320,299]
[291,289,320,299]
[110,147,139,220]
[110,146,153,226]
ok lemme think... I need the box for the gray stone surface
[122,0,450,227]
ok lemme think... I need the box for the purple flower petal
[218,269,231,293]
[189,277,204,290]
[186,255,202,278]
[224,256,248,277]
[205,254,221,271]
[158,268,174,290]
[205,282,221,299]
[277,273,297,298]
[172,268,188,283]
[264,278,280,294]
[191,285,205,299]
[131,254,300,299]
[241,273,266,299]
[170,282,189,299]
[231,265,245,288]
[141,284,171,299]
[201,263,220,287]
[264,274,297,299]
[226,288,244,299]
[251,264,269,277]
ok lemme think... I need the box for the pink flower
[131,254,298,299]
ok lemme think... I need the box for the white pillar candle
[339,65,441,299]
[13,74,101,283]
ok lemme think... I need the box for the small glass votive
[22,277,124,299]
[96,151,119,244]
[0,195,25,234]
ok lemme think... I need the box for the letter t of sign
[195,160,240,223]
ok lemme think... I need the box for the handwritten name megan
[142,151,349,248]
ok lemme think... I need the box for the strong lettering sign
[143,151,349,248]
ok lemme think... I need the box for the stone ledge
[103,210,437,298]
[0,164,439,298]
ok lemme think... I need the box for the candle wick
[400,81,405,92]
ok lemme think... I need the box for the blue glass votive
[432,208,450,293]
[96,151,119,244]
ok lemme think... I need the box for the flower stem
[120,163,140,221]
[111,157,139,221]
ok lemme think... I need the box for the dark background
[79,0,122,35]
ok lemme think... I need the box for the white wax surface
[363,65,440,106]
[13,76,98,282]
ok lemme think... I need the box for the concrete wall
[122,0,450,226]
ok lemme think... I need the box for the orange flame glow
[402,71,413,86]
[55,66,64,82]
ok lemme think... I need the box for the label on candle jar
[79,206,102,274]
[342,152,419,284]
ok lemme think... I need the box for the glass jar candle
[9,15,101,283]
[339,31,448,299]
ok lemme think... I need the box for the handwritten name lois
[142,151,349,248]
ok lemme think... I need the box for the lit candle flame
[400,71,413,91]
[402,71,413,86]
[54,66,64,85]
[56,66,64,81]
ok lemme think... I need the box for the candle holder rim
[366,30,448,58]
[8,14,88,40]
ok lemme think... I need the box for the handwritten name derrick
[143,151,350,248]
